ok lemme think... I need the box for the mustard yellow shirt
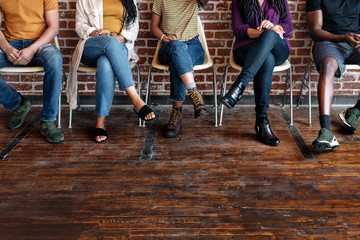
[103,0,125,34]
[0,0,58,41]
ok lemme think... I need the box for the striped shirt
[152,0,199,42]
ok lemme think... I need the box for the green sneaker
[40,121,64,143]
[312,128,339,153]
[7,97,32,129]
[339,108,360,134]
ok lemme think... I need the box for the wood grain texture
[0,105,359,239]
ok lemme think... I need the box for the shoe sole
[312,141,339,153]
[338,111,356,133]
[7,102,32,130]
[194,110,208,119]
[40,130,64,143]
[220,98,234,109]
[163,126,182,138]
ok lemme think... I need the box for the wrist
[160,34,166,42]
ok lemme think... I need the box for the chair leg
[69,108,73,128]
[212,65,218,127]
[297,62,312,108]
[308,69,312,126]
[281,68,290,107]
[135,63,142,127]
[142,66,153,127]
[58,94,61,128]
[290,68,293,126]
[219,64,230,126]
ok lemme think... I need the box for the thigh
[0,40,24,68]
[313,41,349,77]
[271,38,289,66]
[81,36,117,66]
[186,37,204,65]
[30,44,62,67]
[345,48,360,65]
[233,43,252,67]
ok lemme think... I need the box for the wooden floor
[1,104,360,239]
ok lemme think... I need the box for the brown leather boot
[188,88,207,119]
[164,107,183,138]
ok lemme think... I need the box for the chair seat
[345,64,360,70]
[229,56,291,72]
[78,61,139,73]
[0,66,44,73]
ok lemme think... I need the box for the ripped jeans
[0,40,62,121]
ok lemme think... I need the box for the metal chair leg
[142,66,153,127]
[308,68,312,126]
[289,68,293,126]
[135,63,142,127]
[58,94,61,128]
[219,64,230,126]
[281,67,290,107]
[212,65,218,127]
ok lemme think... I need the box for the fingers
[92,29,111,36]
[13,56,29,65]
[258,20,274,31]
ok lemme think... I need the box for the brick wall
[2,0,360,98]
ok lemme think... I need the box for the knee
[44,47,63,68]
[104,36,125,51]
[319,57,338,77]
[261,54,275,71]
[261,29,278,40]
[167,40,187,53]
[97,56,113,72]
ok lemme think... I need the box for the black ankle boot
[255,117,280,146]
[220,81,245,109]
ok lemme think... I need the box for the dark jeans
[158,37,204,102]
[234,30,289,117]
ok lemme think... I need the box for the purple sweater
[232,0,293,52]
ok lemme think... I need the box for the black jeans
[234,30,289,117]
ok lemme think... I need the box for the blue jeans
[0,40,62,121]
[158,37,204,102]
[81,36,134,116]
[234,30,289,117]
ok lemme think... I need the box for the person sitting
[306,0,360,152]
[0,0,64,143]
[220,0,293,146]
[68,0,156,143]
[150,0,210,138]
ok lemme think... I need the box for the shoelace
[169,109,181,125]
[188,90,202,106]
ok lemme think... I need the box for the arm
[232,0,257,39]
[14,9,59,65]
[150,13,176,43]
[75,0,97,39]
[278,0,293,38]
[307,10,359,47]
[0,11,20,63]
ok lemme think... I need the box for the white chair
[0,37,63,128]
[220,38,293,126]
[68,62,142,128]
[297,45,360,126]
[144,16,218,127]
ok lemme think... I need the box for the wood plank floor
[1,104,360,239]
